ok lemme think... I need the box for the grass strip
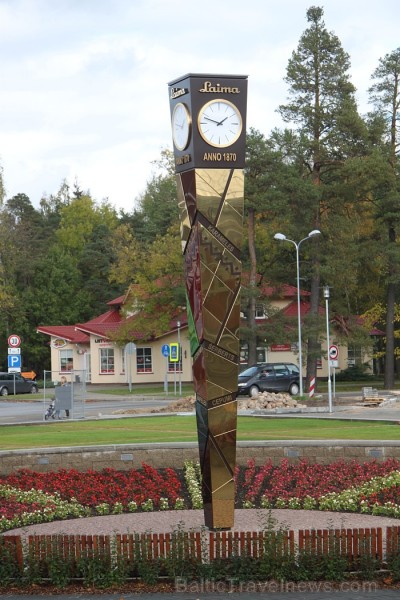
[0,416,399,450]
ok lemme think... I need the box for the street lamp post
[177,320,182,396]
[274,229,321,397]
[323,286,333,413]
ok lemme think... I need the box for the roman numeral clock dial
[198,99,242,148]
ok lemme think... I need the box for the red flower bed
[2,458,400,527]
[0,498,52,520]
[1,464,182,509]
[235,458,400,506]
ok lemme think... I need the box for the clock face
[172,102,191,151]
[198,99,242,148]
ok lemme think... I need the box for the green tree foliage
[110,223,184,342]
[0,194,49,371]
[126,149,178,245]
[0,164,5,205]
[0,181,124,374]
[109,150,184,342]
[56,195,118,260]
[277,5,367,386]
[78,223,126,317]
[242,128,303,362]
[366,48,400,386]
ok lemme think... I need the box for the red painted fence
[2,526,400,569]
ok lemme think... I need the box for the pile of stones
[238,391,307,410]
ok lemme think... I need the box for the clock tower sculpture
[168,74,248,529]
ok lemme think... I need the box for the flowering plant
[1,464,182,509]
[0,484,89,532]
[1,458,400,533]
[0,464,183,532]
[237,457,400,518]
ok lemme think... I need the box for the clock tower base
[177,166,243,530]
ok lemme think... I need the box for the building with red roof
[37,295,190,386]
[38,285,379,386]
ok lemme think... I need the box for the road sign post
[328,346,339,400]
[124,342,136,392]
[170,343,179,395]
[162,344,170,394]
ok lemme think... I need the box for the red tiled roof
[260,283,311,298]
[335,315,385,337]
[107,295,126,306]
[36,325,89,344]
[75,321,127,338]
[37,293,188,344]
[282,301,324,318]
[85,309,123,325]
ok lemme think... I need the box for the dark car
[0,372,39,396]
[237,363,300,397]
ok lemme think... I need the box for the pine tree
[368,48,400,386]
[278,6,365,389]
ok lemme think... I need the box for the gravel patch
[4,509,400,538]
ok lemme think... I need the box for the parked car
[0,372,39,396]
[237,363,300,397]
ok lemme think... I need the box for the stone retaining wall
[1,440,400,474]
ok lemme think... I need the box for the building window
[255,305,266,319]
[240,345,248,364]
[256,347,268,363]
[168,347,182,372]
[348,346,362,367]
[240,345,268,365]
[136,347,152,373]
[60,349,73,372]
[100,348,114,374]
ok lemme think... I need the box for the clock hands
[203,115,230,127]
[203,116,220,125]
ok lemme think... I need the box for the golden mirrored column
[177,168,244,529]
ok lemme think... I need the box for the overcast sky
[0,0,399,213]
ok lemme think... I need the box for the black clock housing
[168,73,248,173]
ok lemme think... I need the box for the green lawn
[0,416,399,450]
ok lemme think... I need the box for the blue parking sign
[8,354,21,370]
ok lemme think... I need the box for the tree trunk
[305,270,321,392]
[247,208,257,366]
[305,160,322,392]
[384,224,396,389]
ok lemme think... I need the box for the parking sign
[8,354,22,372]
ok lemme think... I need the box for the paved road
[0,390,400,424]
[0,392,177,424]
